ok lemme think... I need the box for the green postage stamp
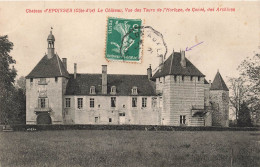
[106,17,142,62]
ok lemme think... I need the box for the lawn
[0,130,259,167]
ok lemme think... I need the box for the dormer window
[90,86,95,94]
[131,86,138,95]
[110,86,116,94]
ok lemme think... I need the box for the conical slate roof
[210,71,229,91]
[26,54,69,78]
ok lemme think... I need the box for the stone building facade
[26,31,229,127]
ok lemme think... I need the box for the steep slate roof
[210,71,229,91]
[204,79,209,84]
[26,54,69,78]
[65,74,156,96]
[152,52,205,79]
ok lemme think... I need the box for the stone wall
[26,77,67,124]
[210,90,229,127]
[158,75,205,126]
[64,96,160,125]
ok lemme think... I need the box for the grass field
[0,130,259,167]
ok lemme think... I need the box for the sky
[0,1,259,85]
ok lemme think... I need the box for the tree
[0,35,17,124]
[237,102,252,127]
[228,77,247,123]
[15,76,26,93]
[238,53,260,126]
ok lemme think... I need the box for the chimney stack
[158,55,163,72]
[180,50,186,68]
[102,65,107,94]
[74,63,77,79]
[147,64,152,80]
[62,58,67,70]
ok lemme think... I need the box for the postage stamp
[105,17,142,62]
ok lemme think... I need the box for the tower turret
[47,28,55,59]
[209,70,229,127]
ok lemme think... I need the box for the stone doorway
[37,113,52,124]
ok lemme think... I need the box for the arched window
[111,86,116,94]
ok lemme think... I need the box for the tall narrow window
[132,97,137,107]
[174,75,177,82]
[190,76,193,81]
[55,77,58,82]
[30,78,33,83]
[182,75,185,81]
[198,76,201,81]
[142,97,147,108]
[95,117,99,123]
[90,98,95,108]
[65,98,71,108]
[152,97,157,108]
[159,97,163,108]
[180,115,186,124]
[77,98,83,109]
[111,97,116,107]
[40,98,46,108]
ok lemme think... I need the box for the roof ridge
[69,73,147,76]
[169,54,173,74]
[56,54,62,76]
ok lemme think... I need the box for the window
[38,78,47,85]
[90,86,95,94]
[90,98,94,108]
[152,97,157,108]
[132,86,138,95]
[180,115,186,124]
[39,98,46,108]
[109,118,112,122]
[111,86,116,94]
[142,97,147,108]
[55,77,58,82]
[174,75,177,82]
[132,97,137,107]
[159,97,163,108]
[198,77,201,81]
[182,75,184,81]
[65,98,71,108]
[30,78,33,83]
[77,98,83,109]
[190,76,193,81]
[119,113,125,116]
[111,97,116,107]
[95,117,99,123]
